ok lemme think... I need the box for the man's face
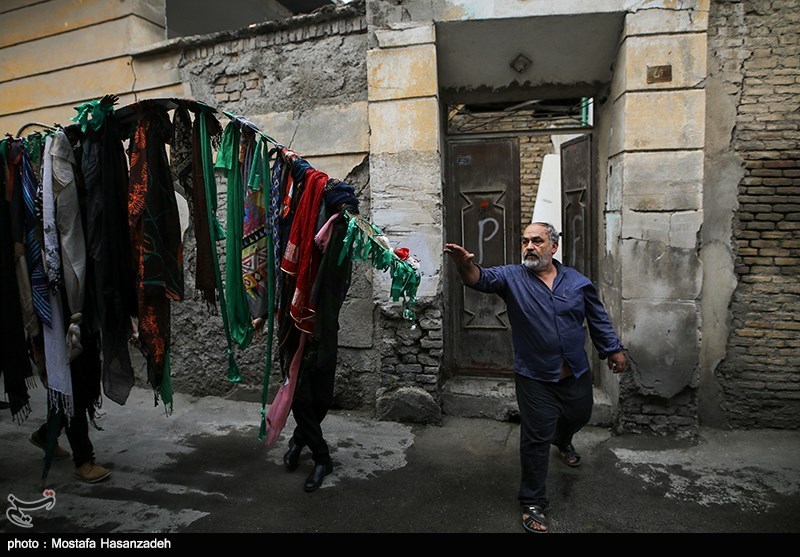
[521,224,557,271]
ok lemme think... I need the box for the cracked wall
[365,16,446,405]
[607,1,710,435]
[0,0,175,134]
[150,3,378,407]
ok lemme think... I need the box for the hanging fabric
[0,149,33,423]
[128,101,184,411]
[4,95,423,430]
[42,134,74,417]
[17,141,52,328]
[215,121,254,351]
[170,106,195,222]
[0,139,40,354]
[50,130,87,361]
[190,109,220,305]
[282,168,327,334]
[61,124,103,427]
[242,135,270,320]
[269,150,287,312]
[249,137,276,441]
[198,110,242,382]
[96,113,138,406]
[263,332,307,446]
[339,212,420,320]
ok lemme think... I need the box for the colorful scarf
[242,136,270,319]
[281,168,327,334]
[128,103,184,411]
[17,143,52,327]
[269,151,285,309]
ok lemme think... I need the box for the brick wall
[712,0,800,428]
[379,301,443,397]
[177,6,368,115]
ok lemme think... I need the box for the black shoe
[304,461,333,492]
[283,440,302,472]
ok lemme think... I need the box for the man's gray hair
[531,222,560,246]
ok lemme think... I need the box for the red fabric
[394,247,410,260]
[280,168,327,334]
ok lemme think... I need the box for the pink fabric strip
[263,332,307,447]
[314,211,341,252]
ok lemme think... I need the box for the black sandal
[521,505,548,533]
[559,443,582,468]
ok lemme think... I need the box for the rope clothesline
[11,95,422,318]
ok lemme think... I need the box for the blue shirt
[471,261,622,382]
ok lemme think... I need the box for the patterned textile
[242,136,269,319]
[269,150,285,309]
[128,103,184,410]
[171,106,194,219]
[41,137,61,290]
[18,144,52,327]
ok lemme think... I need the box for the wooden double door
[445,135,592,376]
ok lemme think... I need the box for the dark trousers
[37,409,94,468]
[515,370,593,508]
[290,341,336,465]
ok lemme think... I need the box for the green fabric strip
[248,137,266,192]
[217,122,254,351]
[338,212,420,320]
[71,98,115,133]
[199,113,241,382]
[160,349,173,414]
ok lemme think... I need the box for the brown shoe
[74,461,111,483]
[30,431,70,460]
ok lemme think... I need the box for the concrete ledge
[442,376,518,421]
[441,376,616,427]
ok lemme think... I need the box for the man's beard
[523,253,550,271]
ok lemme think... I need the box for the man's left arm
[583,282,627,373]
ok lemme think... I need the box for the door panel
[561,135,592,279]
[446,138,519,375]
